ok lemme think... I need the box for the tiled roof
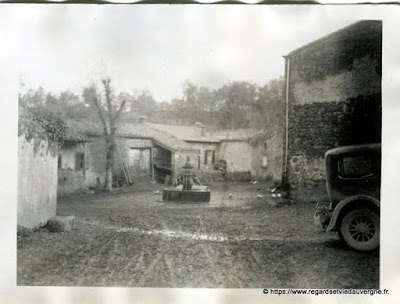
[64,127,91,142]
[63,119,194,151]
[214,129,261,141]
[147,123,221,143]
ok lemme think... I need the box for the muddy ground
[17,182,379,288]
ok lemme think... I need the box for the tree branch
[92,95,109,136]
[110,99,126,135]
[102,78,115,136]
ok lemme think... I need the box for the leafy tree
[131,90,158,118]
[85,78,126,191]
[258,77,285,131]
[19,87,46,108]
[215,81,258,129]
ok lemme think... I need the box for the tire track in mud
[137,252,163,286]
[163,252,177,286]
[78,219,335,244]
[76,232,118,285]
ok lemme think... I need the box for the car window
[338,153,375,179]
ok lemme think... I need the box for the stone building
[216,129,283,183]
[282,20,382,201]
[58,118,285,195]
[57,123,91,196]
[58,119,200,193]
[147,122,224,182]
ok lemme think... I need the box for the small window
[204,150,215,166]
[338,154,374,179]
[75,153,85,171]
[58,155,62,169]
[262,155,268,168]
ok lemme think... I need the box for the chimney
[194,122,206,137]
[201,124,207,137]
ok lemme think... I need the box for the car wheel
[338,230,344,242]
[340,208,380,252]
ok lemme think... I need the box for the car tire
[340,208,380,252]
[338,230,344,242]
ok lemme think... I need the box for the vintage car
[314,143,381,251]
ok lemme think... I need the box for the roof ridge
[286,20,381,57]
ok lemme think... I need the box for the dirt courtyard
[17,182,379,288]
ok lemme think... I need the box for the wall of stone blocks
[113,137,153,177]
[83,136,154,187]
[284,21,382,201]
[195,170,224,183]
[186,142,220,170]
[287,21,381,91]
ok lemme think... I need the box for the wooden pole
[117,143,130,185]
[151,146,155,182]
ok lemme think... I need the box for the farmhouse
[282,20,382,201]
[58,119,201,195]
[58,116,285,195]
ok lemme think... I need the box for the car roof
[325,143,381,157]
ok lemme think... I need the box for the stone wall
[218,141,252,174]
[250,132,284,183]
[284,21,382,201]
[185,142,219,170]
[58,169,86,197]
[288,21,381,90]
[59,141,85,170]
[218,134,283,183]
[85,136,107,187]
[113,137,153,178]
[58,141,88,195]
[226,171,252,182]
[195,170,224,183]
[18,136,57,230]
[83,136,154,187]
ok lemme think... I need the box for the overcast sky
[12,5,358,102]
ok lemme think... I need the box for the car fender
[326,195,380,232]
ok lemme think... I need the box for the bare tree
[90,78,126,191]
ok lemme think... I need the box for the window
[58,154,62,169]
[262,155,268,168]
[204,150,215,166]
[338,153,374,179]
[75,153,88,171]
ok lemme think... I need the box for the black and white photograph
[1,3,400,304]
